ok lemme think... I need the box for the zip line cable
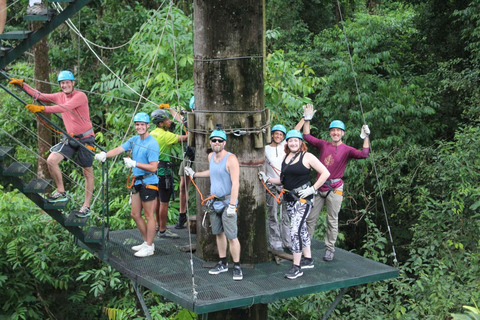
[335,0,398,267]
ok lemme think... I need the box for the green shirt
[150,127,178,176]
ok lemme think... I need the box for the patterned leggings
[286,200,312,253]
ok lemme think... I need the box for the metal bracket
[132,280,153,320]
[322,287,348,320]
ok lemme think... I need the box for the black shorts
[52,136,95,168]
[133,184,158,202]
[157,175,173,203]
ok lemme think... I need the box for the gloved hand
[258,171,270,184]
[360,124,370,139]
[303,104,316,121]
[25,104,45,113]
[226,204,237,217]
[94,151,107,162]
[298,186,316,198]
[123,157,137,168]
[9,78,24,87]
[158,103,170,109]
[184,166,195,177]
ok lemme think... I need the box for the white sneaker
[131,241,147,251]
[134,245,154,257]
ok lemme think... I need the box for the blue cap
[210,130,227,141]
[188,96,195,111]
[57,70,75,82]
[285,129,303,141]
[329,120,345,131]
[133,112,150,123]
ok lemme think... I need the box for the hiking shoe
[156,229,179,239]
[131,242,148,251]
[323,249,334,262]
[175,213,187,229]
[47,190,68,203]
[209,262,228,275]
[285,265,303,279]
[134,244,154,257]
[300,258,315,269]
[26,3,48,15]
[233,265,243,281]
[75,206,91,218]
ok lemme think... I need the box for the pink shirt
[23,84,94,137]
[304,133,369,191]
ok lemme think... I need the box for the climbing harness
[318,179,344,199]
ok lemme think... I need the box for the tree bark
[32,22,52,179]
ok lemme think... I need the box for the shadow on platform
[104,228,398,315]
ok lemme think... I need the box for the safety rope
[336,0,398,267]
[260,179,285,204]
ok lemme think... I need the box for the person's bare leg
[0,0,6,34]
[47,152,65,192]
[82,166,94,207]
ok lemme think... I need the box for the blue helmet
[133,112,150,123]
[57,70,75,82]
[210,130,227,141]
[271,124,287,135]
[329,120,345,131]
[188,96,195,111]
[285,130,303,141]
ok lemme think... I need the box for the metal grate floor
[104,228,398,314]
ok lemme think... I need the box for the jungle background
[0,0,479,319]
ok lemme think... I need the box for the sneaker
[26,3,48,15]
[75,206,91,218]
[233,265,243,281]
[47,190,68,203]
[175,213,187,229]
[323,249,334,262]
[134,244,154,257]
[131,241,148,251]
[209,262,228,275]
[285,265,303,279]
[300,258,315,269]
[156,229,179,239]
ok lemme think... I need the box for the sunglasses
[210,139,225,143]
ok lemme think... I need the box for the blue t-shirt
[121,135,159,185]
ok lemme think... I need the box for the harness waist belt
[325,178,342,184]
[72,128,94,139]
[145,184,159,191]
[135,172,154,180]
[213,194,231,201]
[290,182,311,195]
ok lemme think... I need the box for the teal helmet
[133,112,150,123]
[151,109,169,124]
[271,124,287,135]
[210,130,227,141]
[57,70,75,82]
[188,96,195,111]
[329,120,345,131]
[285,129,303,141]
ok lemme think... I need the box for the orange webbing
[126,170,135,189]
[37,115,64,135]
[261,179,284,204]
[188,175,216,206]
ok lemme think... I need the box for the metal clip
[233,130,247,136]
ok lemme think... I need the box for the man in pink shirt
[296,104,370,261]
[9,71,95,215]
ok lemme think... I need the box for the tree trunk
[32,22,52,179]
[193,1,269,316]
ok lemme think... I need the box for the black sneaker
[175,213,187,229]
[47,191,68,203]
[300,258,314,269]
[285,265,303,279]
[233,265,243,281]
[209,262,228,275]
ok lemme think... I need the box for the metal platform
[103,228,398,315]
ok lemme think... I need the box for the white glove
[258,171,270,183]
[298,186,316,198]
[226,204,237,217]
[123,157,137,168]
[360,124,370,139]
[94,151,107,163]
[184,166,195,177]
[303,104,316,121]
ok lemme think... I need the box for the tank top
[210,152,232,211]
[282,152,311,202]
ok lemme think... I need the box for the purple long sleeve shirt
[303,133,369,191]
